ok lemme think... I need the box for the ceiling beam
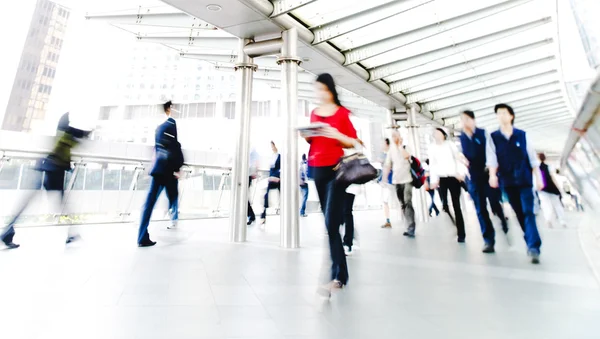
[388,38,553,94]
[404,56,556,103]
[477,105,568,123]
[271,0,318,18]
[86,10,216,30]
[422,72,559,112]
[344,0,534,65]
[369,17,552,82]
[311,0,434,44]
[138,36,238,49]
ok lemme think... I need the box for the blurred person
[260,141,281,224]
[487,103,543,264]
[1,112,90,249]
[342,140,365,255]
[429,128,468,243]
[299,154,309,217]
[561,177,584,211]
[247,147,259,225]
[137,101,184,247]
[537,153,567,228]
[379,138,395,228]
[460,110,508,253]
[301,73,359,296]
[383,130,416,237]
[424,159,440,217]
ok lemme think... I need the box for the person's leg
[487,186,508,232]
[449,178,465,241]
[261,182,274,219]
[1,189,38,246]
[469,179,495,247]
[519,186,542,260]
[400,183,415,236]
[505,187,526,232]
[300,185,309,216]
[165,176,179,228]
[325,180,348,284]
[428,190,439,216]
[138,177,164,244]
[247,177,255,222]
[438,180,450,214]
[550,193,566,226]
[343,192,355,249]
[538,191,555,227]
[381,184,392,227]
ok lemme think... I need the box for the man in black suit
[137,101,184,247]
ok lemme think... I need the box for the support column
[278,28,302,248]
[229,38,256,243]
[407,105,428,223]
[387,108,395,128]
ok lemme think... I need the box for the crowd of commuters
[0,72,584,298]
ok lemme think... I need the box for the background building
[1,0,70,132]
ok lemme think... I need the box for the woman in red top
[302,73,359,296]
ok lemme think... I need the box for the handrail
[0,147,232,171]
[560,70,600,167]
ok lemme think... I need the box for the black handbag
[335,153,378,185]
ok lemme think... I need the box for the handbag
[334,152,378,185]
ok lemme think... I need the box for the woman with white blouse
[428,128,469,243]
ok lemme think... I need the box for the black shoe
[247,219,255,226]
[528,251,540,264]
[482,244,495,253]
[66,235,81,244]
[457,237,465,243]
[403,231,415,238]
[138,240,156,247]
[4,241,20,249]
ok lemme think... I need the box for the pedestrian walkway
[1,210,599,339]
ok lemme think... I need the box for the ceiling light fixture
[206,4,222,12]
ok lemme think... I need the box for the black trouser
[138,175,179,244]
[439,177,465,240]
[313,166,348,285]
[247,176,255,221]
[343,192,355,248]
[261,181,280,219]
[1,170,65,244]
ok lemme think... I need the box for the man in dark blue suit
[137,101,184,247]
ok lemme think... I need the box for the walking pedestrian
[299,154,309,217]
[137,101,184,247]
[487,103,544,264]
[537,153,567,228]
[260,141,281,225]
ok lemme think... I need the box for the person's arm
[486,131,499,188]
[319,109,359,148]
[382,152,393,183]
[526,133,544,190]
[429,146,440,187]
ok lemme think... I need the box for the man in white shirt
[383,130,415,237]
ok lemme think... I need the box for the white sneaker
[167,220,178,229]
[344,245,352,256]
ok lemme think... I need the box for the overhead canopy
[88,0,576,152]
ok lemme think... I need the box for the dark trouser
[247,176,255,222]
[313,166,349,285]
[396,183,416,235]
[1,170,65,244]
[260,181,280,219]
[504,186,542,254]
[427,189,440,216]
[137,175,179,244]
[468,178,495,246]
[439,177,465,240]
[488,186,508,231]
[300,184,309,215]
[343,192,355,248]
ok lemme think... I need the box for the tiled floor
[1,209,599,339]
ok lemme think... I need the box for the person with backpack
[429,128,468,243]
[459,110,509,253]
[537,153,566,228]
[383,130,417,237]
[137,101,184,247]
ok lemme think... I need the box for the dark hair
[385,138,390,146]
[302,154,306,161]
[538,153,546,162]
[316,73,342,106]
[494,103,515,125]
[435,127,448,140]
[462,110,475,120]
[163,101,172,113]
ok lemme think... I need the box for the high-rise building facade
[2,0,69,132]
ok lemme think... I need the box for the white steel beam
[422,71,559,112]
[344,0,533,65]
[433,86,562,119]
[444,93,565,120]
[404,56,556,103]
[477,105,568,123]
[271,0,318,18]
[86,11,216,29]
[369,17,552,82]
[389,39,553,94]
[312,0,434,44]
[139,36,238,49]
